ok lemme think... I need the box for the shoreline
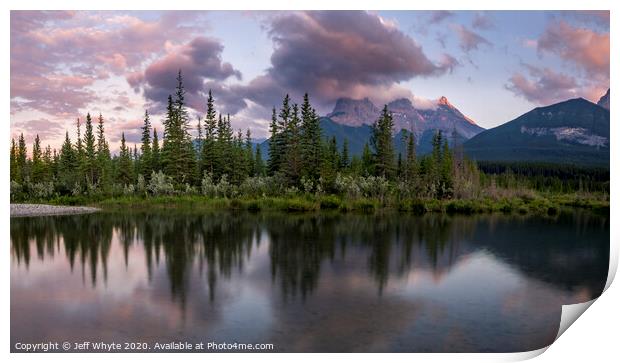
[10,204,100,217]
[10,193,609,217]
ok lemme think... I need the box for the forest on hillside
[10,71,609,213]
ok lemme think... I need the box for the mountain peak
[327,97,380,126]
[438,96,451,106]
[597,89,610,110]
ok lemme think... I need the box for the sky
[10,10,610,151]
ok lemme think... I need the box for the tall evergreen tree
[82,113,97,186]
[254,145,265,177]
[10,138,18,181]
[276,94,291,171]
[140,110,152,178]
[300,93,322,179]
[245,129,254,176]
[340,138,350,170]
[403,131,417,182]
[17,133,27,183]
[370,105,396,178]
[361,142,373,176]
[58,132,77,191]
[284,103,302,183]
[117,133,133,185]
[31,135,44,182]
[201,89,218,176]
[267,107,280,175]
[151,128,161,172]
[96,113,112,189]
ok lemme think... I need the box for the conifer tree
[96,113,112,189]
[10,138,18,181]
[361,142,373,176]
[276,94,291,171]
[245,129,254,176]
[82,113,97,186]
[118,132,133,185]
[404,131,417,182]
[31,134,44,182]
[140,110,152,178]
[58,132,77,191]
[75,118,83,164]
[267,107,280,175]
[300,93,321,179]
[370,105,396,178]
[340,138,349,170]
[201,90,218,176]
[284,103,302,183]
[17,133,27,183]
[151,128,161,172]
[254,146,265,177]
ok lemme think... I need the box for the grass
[16,190,609,216]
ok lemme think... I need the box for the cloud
[12,118,65,142]
[10,11,209,118]
[505,64,581,105]
[472,12,494,30]
[130,36,242,113]
[131,11,458,120]
[452,24,492,53]
[428,11,454,24]
[558,11,609,28]
[536,20,609,80]
[233,11,457,113]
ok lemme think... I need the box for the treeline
[10,70,484,203]
[478,161,610,193]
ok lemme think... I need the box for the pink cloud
[452,24,492,53]
[537,20,609,80]
[10,11,209,119]
[505,65,581,105]
[12,118,65,143]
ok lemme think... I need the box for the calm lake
[10,210,609,352]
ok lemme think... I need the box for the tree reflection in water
[11,210,609,311]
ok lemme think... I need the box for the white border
[3,1,617,362]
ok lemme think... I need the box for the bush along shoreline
[23,170,607,216]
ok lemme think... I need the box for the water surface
[11,210,609,352]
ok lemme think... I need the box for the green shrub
[320,195,341,210]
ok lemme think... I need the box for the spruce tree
[161,94,177,178]
[174,70,197,184]
[31,134,44,182]
[118,132,133,185]
[59,132,77,191]
[267,107,280,175]
[254,146,265,177]
[276,94,291,171]
[284,103,302,183]
[151,128,161,172]
[82,113,97,186]
[361,142,373,176]
[17,133,27,183]
[300,93,321,179]
[201,90,218,176]
[245,129,254,176]
[370,105,396,179]
[10,138,18,181]
[140,110,152,178]
[404,131,417,182]
[96,113,112,190]
[340,138,349,170]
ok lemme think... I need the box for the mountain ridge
[463,97,610,166]
[326,96,485,140]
